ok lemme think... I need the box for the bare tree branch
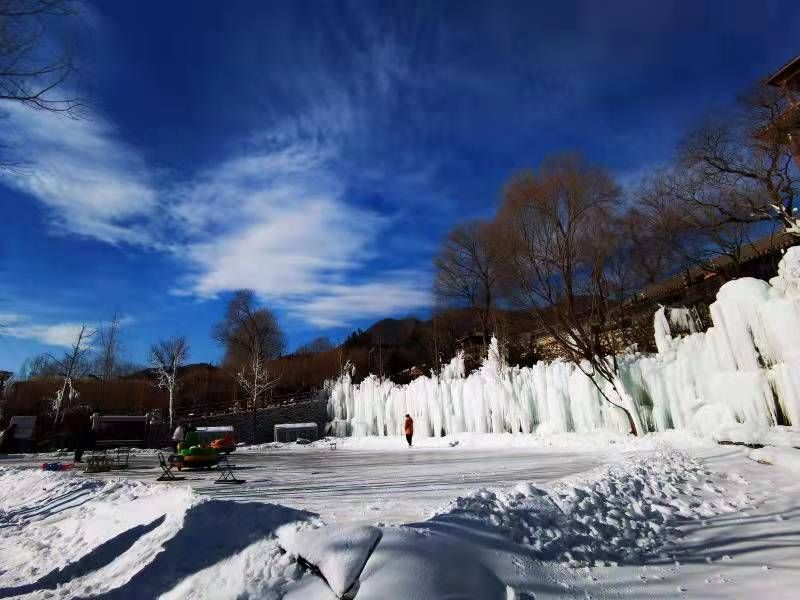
[433,220,499,346]
[149,336,190,428]
[0,0,86,169]
[495,154,640,435]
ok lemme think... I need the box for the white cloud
[3,320,90,349]
[291,276,431,327]
[1,55,436,329]
[0,103,159,246]
[170,134,386,300]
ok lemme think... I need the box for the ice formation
[328,247,800,438]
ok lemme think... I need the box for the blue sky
[1,0,798,370]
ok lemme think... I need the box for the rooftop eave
[765,55,800,88]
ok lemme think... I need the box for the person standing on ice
[171,422,185,452]
[404,414,414,447]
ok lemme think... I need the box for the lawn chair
[85,450,111,473]
[157,451,184,482]
[111,448,131,470]
[215,453,245,485]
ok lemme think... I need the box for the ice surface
[329,250,800,440]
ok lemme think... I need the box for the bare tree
[615,205,680,286]
[674,85,799,236]
[495,155,640,435]
[434,220,499,347]
[17,353,59,379]
[636,172,761,278]
[47,323,94,424]
[236,349,280,412]
[213,289,285,369]
[95,312,122,380]
[149,336,190,428]
[0,0,85,169]
[295,336,334,355]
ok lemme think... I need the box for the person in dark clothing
[0,423,17,453]
[62,406,92,463]
[404,414,414,447]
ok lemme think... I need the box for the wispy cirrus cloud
[290,274,431,327]
[1,316,89,349]
[1,103,159,247]
[0,90,434,328]
[171,134,432,325]
[0,12,447,329]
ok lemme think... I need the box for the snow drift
[0,467,318,599]
[328,248,800,439]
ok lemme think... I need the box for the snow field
[0,439,795,599]
[0,438,764,600]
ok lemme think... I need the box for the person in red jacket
[404,414,414,447]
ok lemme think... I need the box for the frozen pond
[1,445,607,524]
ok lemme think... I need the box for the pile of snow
[0,467,318,598]
[710,424,800,447]
[433,447,743,567]
[748,446,800,474]
[278,525,381,596]
[328,248,800,441]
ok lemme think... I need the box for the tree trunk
[168,388,174,429]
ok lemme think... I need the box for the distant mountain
[364,317,428,347]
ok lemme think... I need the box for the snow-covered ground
[2,436,613,525]
[1,434,799,598]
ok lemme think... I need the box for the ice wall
[328,248,800,438]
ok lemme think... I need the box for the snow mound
[432,447,744,566]
[277,525,381,597]
[748,446,800,474]
[770,246,800,298]
[0,467,318,598]
[355,527,508,600]
[711,424,800,447]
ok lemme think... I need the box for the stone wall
[181,399,329,445]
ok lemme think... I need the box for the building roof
[765,55,800,88]
[640,231,796,302]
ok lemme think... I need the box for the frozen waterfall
[327,248,800,438]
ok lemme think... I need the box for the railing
[173,390,324,420]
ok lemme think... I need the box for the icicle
[327,250,800,438]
